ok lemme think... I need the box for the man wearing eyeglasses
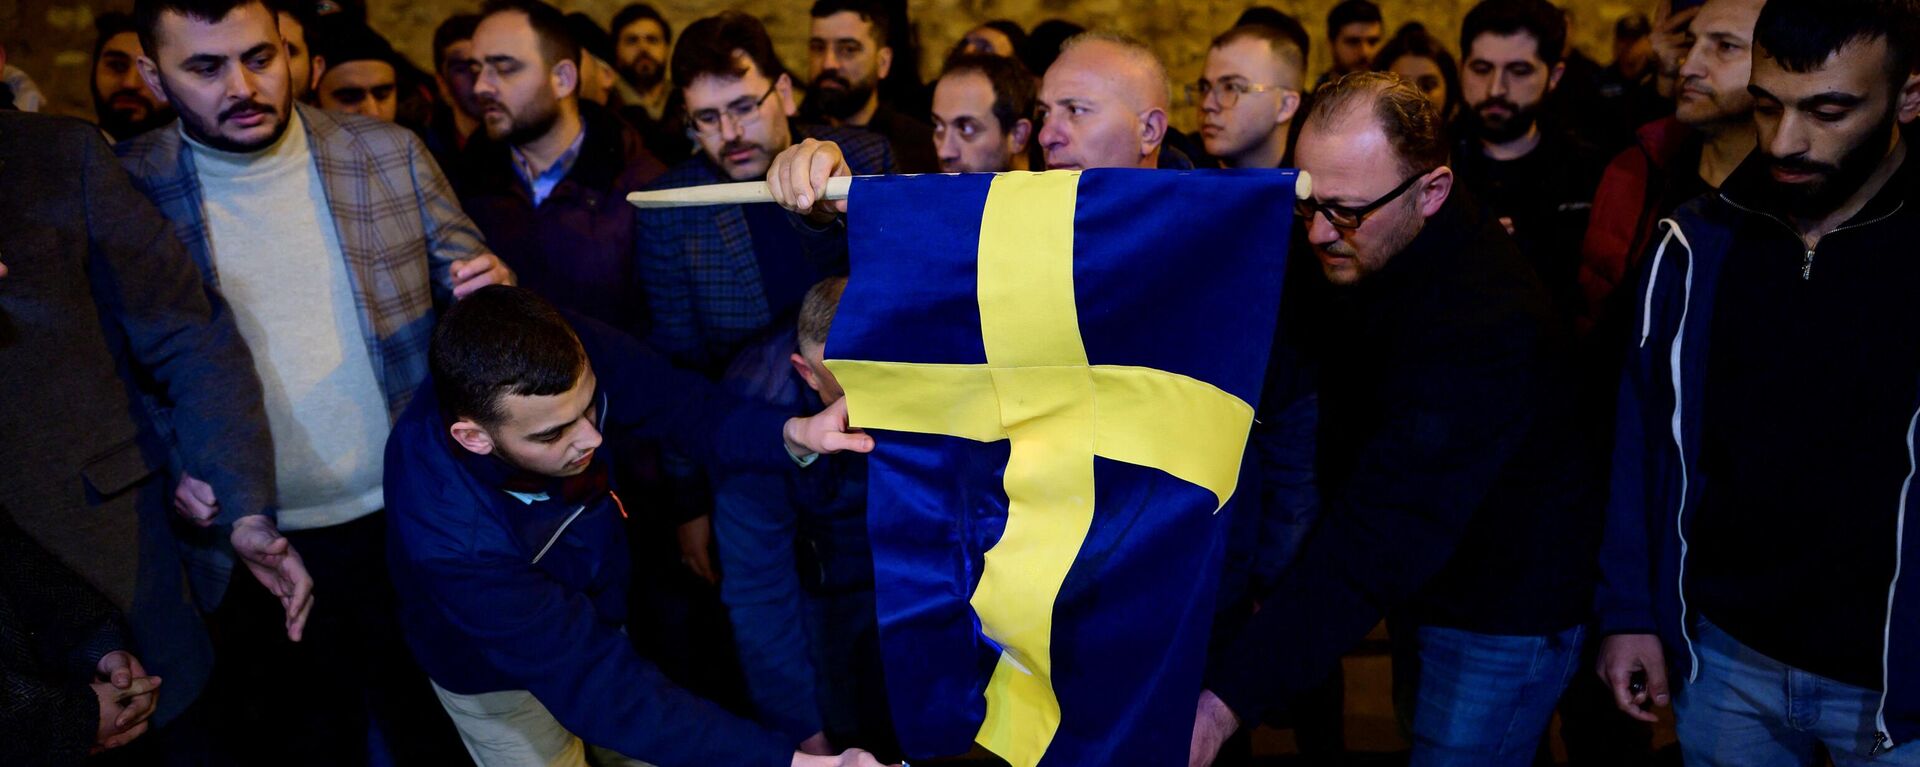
[1191,72,1599,767]
[456,0,665,340]
[639,10,893,376]
[1196,22,1305,169]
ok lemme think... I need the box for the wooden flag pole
[625,171,1312,209]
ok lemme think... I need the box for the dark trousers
[204,511,470,767]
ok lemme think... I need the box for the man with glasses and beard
[1188,72,1599,767]
[93,12,175,142]
[1596,0,1920,761]
[800,0,937,173]
[640,10,892,376]
[1451,0,1606,325]
[119,0,510,761]
[610,3,692,161]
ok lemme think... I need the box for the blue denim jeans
[1407,623,1586,767]
[1675,618,1920,766]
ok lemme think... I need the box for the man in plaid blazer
[118,0,507,762]
[641,11,894,378]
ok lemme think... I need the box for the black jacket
[0,507,132,766]
[1208,193,1600,721]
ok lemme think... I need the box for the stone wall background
[6,0,1653,130]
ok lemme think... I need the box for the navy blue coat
[385,313,800,766]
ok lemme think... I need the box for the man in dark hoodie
[1594,0,1920,762]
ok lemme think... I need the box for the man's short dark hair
[432,13,481,73]
[1754,0,1920,80]
[810,0,890,48]
[1326,0,1383,40]
[797,276,848,350]
[1213,20,1308,80]
[309,18,396,70]
[565,12,615,65]
[94,11,142,62]
[1308,71,1449,175]
[479,0,580,68]
[133,0,266,59]
[940,53,1036,134]
[1460,0,1568,68]
[1023,19,1085,78]
[431,286,587,427]
[610,3,671,46]
[1614,13,1652,42]
[671,11,789,88]
[1236,6,1312,59]
[1374,27,1463,116]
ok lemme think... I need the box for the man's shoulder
[0,110,105,150]
[647,154,726,191]
[302,105,427,166]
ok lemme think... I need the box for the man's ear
[790,352,824,394]
[1416,166,1455,217]
[876,45,894,80]
[310,54,329,99]
[1276,90,1302,127]
[137,55,166,105]
[776,72,798,117]
[1139,107,1168,157]
[449,419,497,456]
[1546,60,1566,92]
[1009,117,1034,153]
[553,57,580,100]
[1898,70,1920,124]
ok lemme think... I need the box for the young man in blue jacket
[385,285,883,767]
[1594,0,1920,762]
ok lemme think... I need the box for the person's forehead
[686,65,771,106]
[1336,21,1382,40]
[442,38,474,60]
[275,11,306,41]
[1042,46,1130,102]
[104,31,145,56]
[502,367,596,432]
[933,71,995,114]
[1391,54,1443,75]
[1298,120,1399,199]
[474,11,540,55]
[619,17,665,39]
[1207,38,1285,79]
[324,59,396,85]
[1754,39,1887,98]
[812,11,874,41]
[1467,31,1543,64]
[1695,0,1763,37]
[156,3,277,58]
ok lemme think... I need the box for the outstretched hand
[784,398,875,458]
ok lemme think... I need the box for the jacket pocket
[81,440,155,504]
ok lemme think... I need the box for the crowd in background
[2,0,1919,764]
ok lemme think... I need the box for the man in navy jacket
[1594,0,1920,761]
[385,286,882,767]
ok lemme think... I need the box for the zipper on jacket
[1874,732,1891,756]
[1802,249,1816,280]
[1720,194,1906,280]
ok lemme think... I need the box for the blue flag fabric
[823,168,1296,766]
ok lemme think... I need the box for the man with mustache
[1578,0,1763,337]
[1596,0,1920,761]
[121,0,511,761]
[92,12,175,143]
[609,2,692,161]
[639,10,892,376]
[1451,0,1606,325]
[309,22,400,123]
[801,0,937,173]
[1196,21,1305,169]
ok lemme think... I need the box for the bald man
[1035,31,1190,170]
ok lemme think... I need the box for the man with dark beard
[120,0,510,761]
[92,12,174,142]
[457,0,664,340]
[610,3,691,160]
[800,0,936,173]
[1596,0,1920,761]
[1450,0,1605,325]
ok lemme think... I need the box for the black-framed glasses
[1294,169,1436,229]
[687,82,778,135]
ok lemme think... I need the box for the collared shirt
[512,125,587,206]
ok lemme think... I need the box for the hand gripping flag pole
[625,171,1313,209]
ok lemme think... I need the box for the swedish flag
[825,168,1296,766]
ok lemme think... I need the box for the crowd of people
[1,0,1918,764]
